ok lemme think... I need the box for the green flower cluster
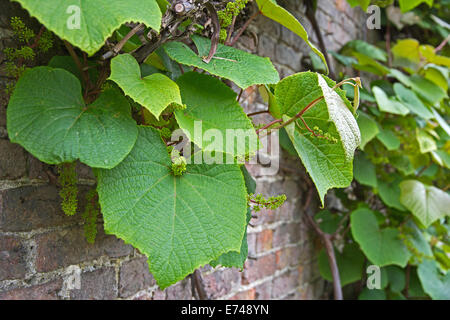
[247,193,287,212]
[218,0,249,41]
[57,162,78,216]
[171,149,187,176]
[82,189,100,244]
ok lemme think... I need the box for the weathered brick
[229,288,256,300]
[203,268,241,299]
[165,278,192,300]
[119,257,155,298]
[271,269,299,298]
[35,224,133,272]
[0,235,27,280]
[254,281,272,300]
[242,254,276,284]
[70,267,116,300]
[0,279,62,300]
[0,185,90,232]
[255,229,273,253]
[0,139,27,179]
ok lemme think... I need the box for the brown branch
[435,35,450,53]
[191,269,209,300]
[256,118,283,135]
[225,15,237,45]
[102,23,145,60]
[302,187,343,300]
[202,2,220,63]
[230,11,261,46]
[247,110,270,117]
[64,41,89,94]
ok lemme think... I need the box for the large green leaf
[13,0,162,56]
[318,243,365,286]
[7,67,138,169]
[163,35,279,89]
[346,0,371,11]
[96,127,248,288]
[399,180,450,228]
[174,72,259,158]
[418,259,450,300]
[210,208,251,269]
[109,54,182,119]
[351,208,411,267]
[255,0,328,74]
[278,73,360,204]
[378,179,407,211]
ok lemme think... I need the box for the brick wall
[0,0,366,300]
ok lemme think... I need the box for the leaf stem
[230,11,261,46]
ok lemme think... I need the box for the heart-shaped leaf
[13,0,162,55]
[418,259,450,300]
[163,35,279,89]
[7,67,138,169]
[373,86,410,116]
[109,54,182,119]
[96,127,248,288]
[399,180,450,228]
[278,72,360,204]
[351,208,411,267]
[174,72,259,158]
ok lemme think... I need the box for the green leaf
[399,0,434,13]
[314,210,341,234]
[344,40,388,62]
[48,55,98,87]
[346,0,371,11]
[351,208,411,267]
[96,127,248,289]
[358,288,386,300]
[354,153,377,188]
[373,86,409,116]
[389,69,447,105]
[241,165,256,194]
[378,179,407,211]
[377,128,401,151]
[399,180,450,228]
[356,111,379,150]
[318,243,365,286]
[279,73,360,205]
[210,208,251,269]
[255,0,328,74]
[390,155,415,176]
[416,129,437,154]
[174,72,259,158]
[386,266,406,293]
[7,67,138,169]
[163,35,279,89]
[393,83,434,120]
[417,259,450,300]
[13,0,162,56]
[109,54,182,119]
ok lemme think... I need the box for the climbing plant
[310,0,450,300]
[4,0,362,289]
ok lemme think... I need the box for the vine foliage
[5,0,362,289]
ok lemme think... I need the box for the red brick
[119,257,155,298]
[242,254,276,284]
[35,224,133,272]
[0,279,62,300]
[0,235,27,280]
[230,288,256,300]
[272,222,302,248]
[69,267,116,300]
[275,248,289,270]
[256,229,273,253]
